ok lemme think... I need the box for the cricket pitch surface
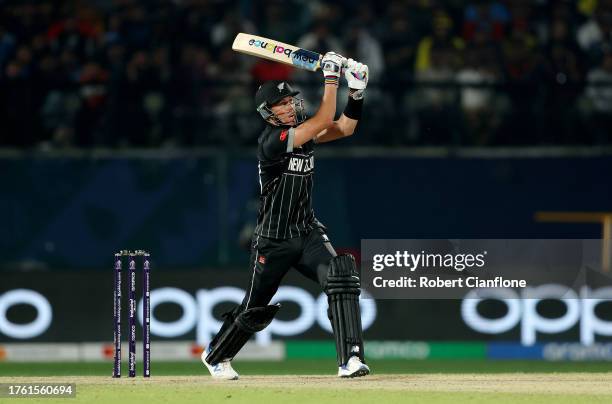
[1,374,612,403]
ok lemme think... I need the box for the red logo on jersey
[280,130,288,142]
[258,255,266,264]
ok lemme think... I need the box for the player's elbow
[317,118,335,134]
[322,116,335,128]
[338,115,357,137]
[340,122,355,137]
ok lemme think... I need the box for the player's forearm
[313,116,357,144]
[311,50,341,130]
[337,114,358,136]
[293,84,337,146]
[314,84,338,128]
[313,92,362,143]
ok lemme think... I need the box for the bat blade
[232,33,322,71]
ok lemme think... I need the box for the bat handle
[316,56,348,72]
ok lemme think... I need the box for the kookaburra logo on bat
[288,156,314,173]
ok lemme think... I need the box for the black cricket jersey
[254,124,319,239]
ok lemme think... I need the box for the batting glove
[322,51,346,86]
[345,58,368,99]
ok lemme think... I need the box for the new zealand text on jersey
[287,155,314,174]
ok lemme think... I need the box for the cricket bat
[232,33,322,71]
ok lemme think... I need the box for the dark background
[1,0,612,347]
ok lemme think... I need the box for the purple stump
[143,254,151,377]
[113,254,122,378]
[128,254,136,378]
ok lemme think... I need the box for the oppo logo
[0,289,53,339]
[462,285,612,345]
[138,286,377,346]
[0,287,375,344]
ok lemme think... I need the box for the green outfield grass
[0,383,609,404]
[1,359,611,376]
[1,361,611,403]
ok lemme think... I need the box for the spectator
[103,14,123,47]
[415,9,464,72]
[0,0,611,148]
[177,0,216,48]
[1,56,39,146]
[542,18,584,143]
[121,5,152,50]
[381,14,418,139]
[462,1,510,42]
[413,44,460,144]
[211,47,253,145]
[577,3,612,65]
[0,25,17,70]
[258,2,303,45]
[344,22,385,82]
[456,47,502,145]
[382,15,417,80]
[211,9,256,51]
[74,62,109,146]
[110,50,156,147]
[297,15,344,58]
[501,25,545,144]
[585,50,612,143]
[167,44,213,146]
[47,16,98,60]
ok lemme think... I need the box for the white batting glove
[321,51,346,86]
[345,58,368,99]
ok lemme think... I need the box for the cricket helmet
[255,81,306,126]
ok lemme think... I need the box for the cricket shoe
[338,356,370,378]
[201,347,239,380]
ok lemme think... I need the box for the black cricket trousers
[242,227,337,310]
[208,226,337,349]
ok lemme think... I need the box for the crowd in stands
[1,0,612,148]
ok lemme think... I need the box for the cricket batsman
[202,51,369,379]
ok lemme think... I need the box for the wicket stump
[112,250,151,378]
